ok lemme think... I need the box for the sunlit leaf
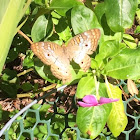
[106,83,128,137]
[104,48,140,80]
[50,0,82,16]
[76,83,112,139]
[105,0,137,32]
[71,5,101,34]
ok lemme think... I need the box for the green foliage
[0,0,139,139]
[106,83,128,137]
[0,0,31,74]
[104,0,137,32]
[76,83,112,139]
[104,48,140,80]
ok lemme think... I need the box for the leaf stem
[104,75,113,98]
[93,70,100,100]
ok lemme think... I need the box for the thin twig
[17,84,57,98]
[18,30,33,45]
[116,80,133,109]
[17,68,33,77]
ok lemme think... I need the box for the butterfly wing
[31,42,71,82]
[65,28,100,71]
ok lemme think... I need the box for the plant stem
[17,83,57,98]
[17,68,33,77]
[93,71,100,100]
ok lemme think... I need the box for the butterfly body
[31,29,100,83]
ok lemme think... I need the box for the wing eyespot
[85,44,88,47]
[48,54,50,56]
[81,62,83,64]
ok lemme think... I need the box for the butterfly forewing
[31,42,71,82]
[66,28,100,71]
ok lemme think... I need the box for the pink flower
[78,95,119,107]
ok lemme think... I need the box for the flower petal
[78,101,95,107]
[82,95,98,106]
[99,97,119,105]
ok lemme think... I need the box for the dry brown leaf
[127,79,139,96]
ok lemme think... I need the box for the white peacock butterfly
[31,29,101,83]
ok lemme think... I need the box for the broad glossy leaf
[104,47,140,80]
[55,18,72,42]
[94,2,105,25]
[94,3,122,42]
[105,0,137,32]
[50,0,82,16]
[106,83,128,137]
[76,83,112,139]
[31,15,53,42]
[76,75,95,98]
[95,40,120,68]
[71,5,101,34]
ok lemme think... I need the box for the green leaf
[31,15,53,42]
[76,83,112,139]
[95,40,120,68]
[94,3,123,42]
[99,40,120,58]
[94,2,105,25]
[55,18,72,42]
[106,83,128,137]
[0,0,30,74]
[134,25,140,34]
[40,104,51,112]
[0,81,17,97]
[49,0,82,16]
[34,0,45,5]
[21,82,33,92]
[123,34,137,49]
[76,75,95,98]
[51,11,61,25]
[71,5,101,34]
[105,0,137,32]
[104,47,140,80]
[38,124,47,135]
[2,68,17,81]
[0,0,10,22]
[23,50,34,68]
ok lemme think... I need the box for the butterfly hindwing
[31,42,71,82]
[66,29,100,71]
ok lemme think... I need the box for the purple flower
[78,95,119,107]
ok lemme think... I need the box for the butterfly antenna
[18,30,33,45]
